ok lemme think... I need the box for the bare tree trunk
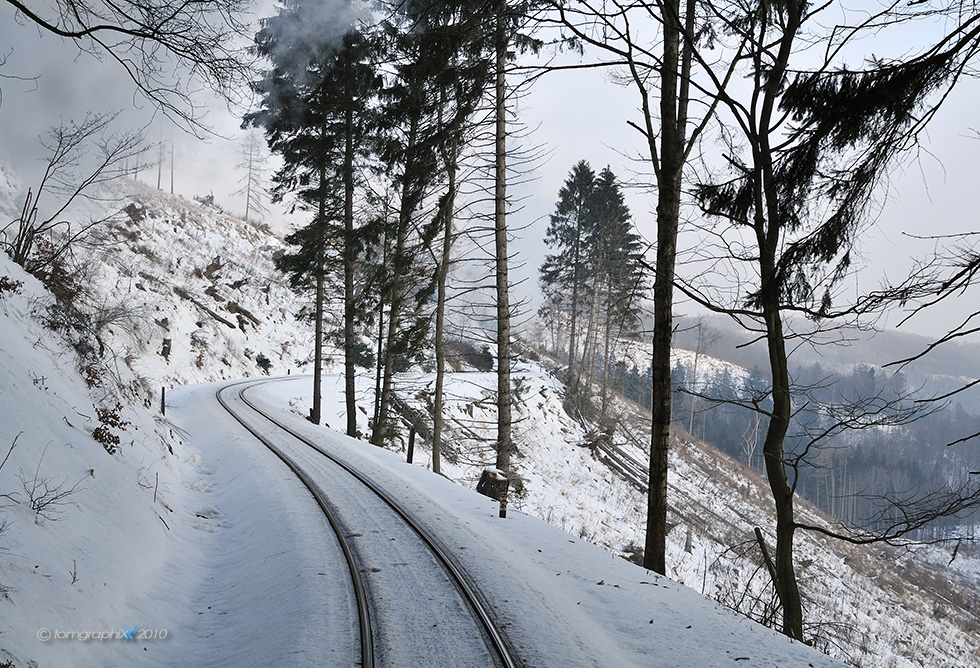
[433,109,460,476]
[373,297,385,432]
[601,282,613,418]
[372,108,420,446]
[644,0,690,575]
[493,6,513,480]
[761,293,803,640]
[311,256,325,425]
[343,106,358,438]
[311,224,326,427]
[244,141,253,223]
[567,226,582,389]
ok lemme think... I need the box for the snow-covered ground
[1,176,978,667]
[0,249,841,666]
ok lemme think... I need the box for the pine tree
[589,167,646,415]
[370,8,457,446]
[540,160,596,390]
[246,3,380,431]
[540,162,646,414]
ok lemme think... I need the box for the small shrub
[255,353,272,374]
[80,363,103,389]
[93,402,129,454]
[18,444,84,520]
[27,237,83,305]
[0,276,23,298]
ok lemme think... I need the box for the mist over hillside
[670,313,980,400]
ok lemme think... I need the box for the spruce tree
[540,160,596,391]
[246,3,380,431]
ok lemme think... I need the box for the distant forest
[607,315,980,538]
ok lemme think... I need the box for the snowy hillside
[385,365,980,668]
[0,251,187,667]
[86,181,327,389]
[1,177,978,667]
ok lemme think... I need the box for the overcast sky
[2,2,979,343]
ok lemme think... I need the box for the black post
[407,425,416,464]
[161,387,166,416]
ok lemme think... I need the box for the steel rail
[215,381,375,668]
[227,378,518,668]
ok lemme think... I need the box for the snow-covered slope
[0,252,188,667]
[385,364,980,668]
[84,181,326,389]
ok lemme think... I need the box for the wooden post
[407,425,416,464]
[161,387,166,416]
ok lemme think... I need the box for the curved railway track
[215,379,517,668]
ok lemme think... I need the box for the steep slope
[0,252,190,667]
[82,180,337,390]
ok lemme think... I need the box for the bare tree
[676,0,980,640]
[1,112,144,273]
[4,0,252,129]
[234,127,269,225]
[683,317,720,438]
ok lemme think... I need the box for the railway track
[215,379,517,668]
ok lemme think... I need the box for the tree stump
[477,468,510,518]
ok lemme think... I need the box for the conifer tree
[246,3,380,431]
[540,160,595,391]
[540,162,646,414]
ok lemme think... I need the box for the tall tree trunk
[244,148,253,224]
[311,158,327,425]
[433,107,459,476]
[644,0,689,575]
[567,220,582,389]
[688,343,701,437]
[761,292,803,640]
[601,296,611,417]
[493,6,513,478]
[580,251,605,392]
[756,1,804,639]
[373,296,385,432]
[372,105,421,446]
[343,106,358,438]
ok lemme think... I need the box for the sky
[2,1,980,342]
